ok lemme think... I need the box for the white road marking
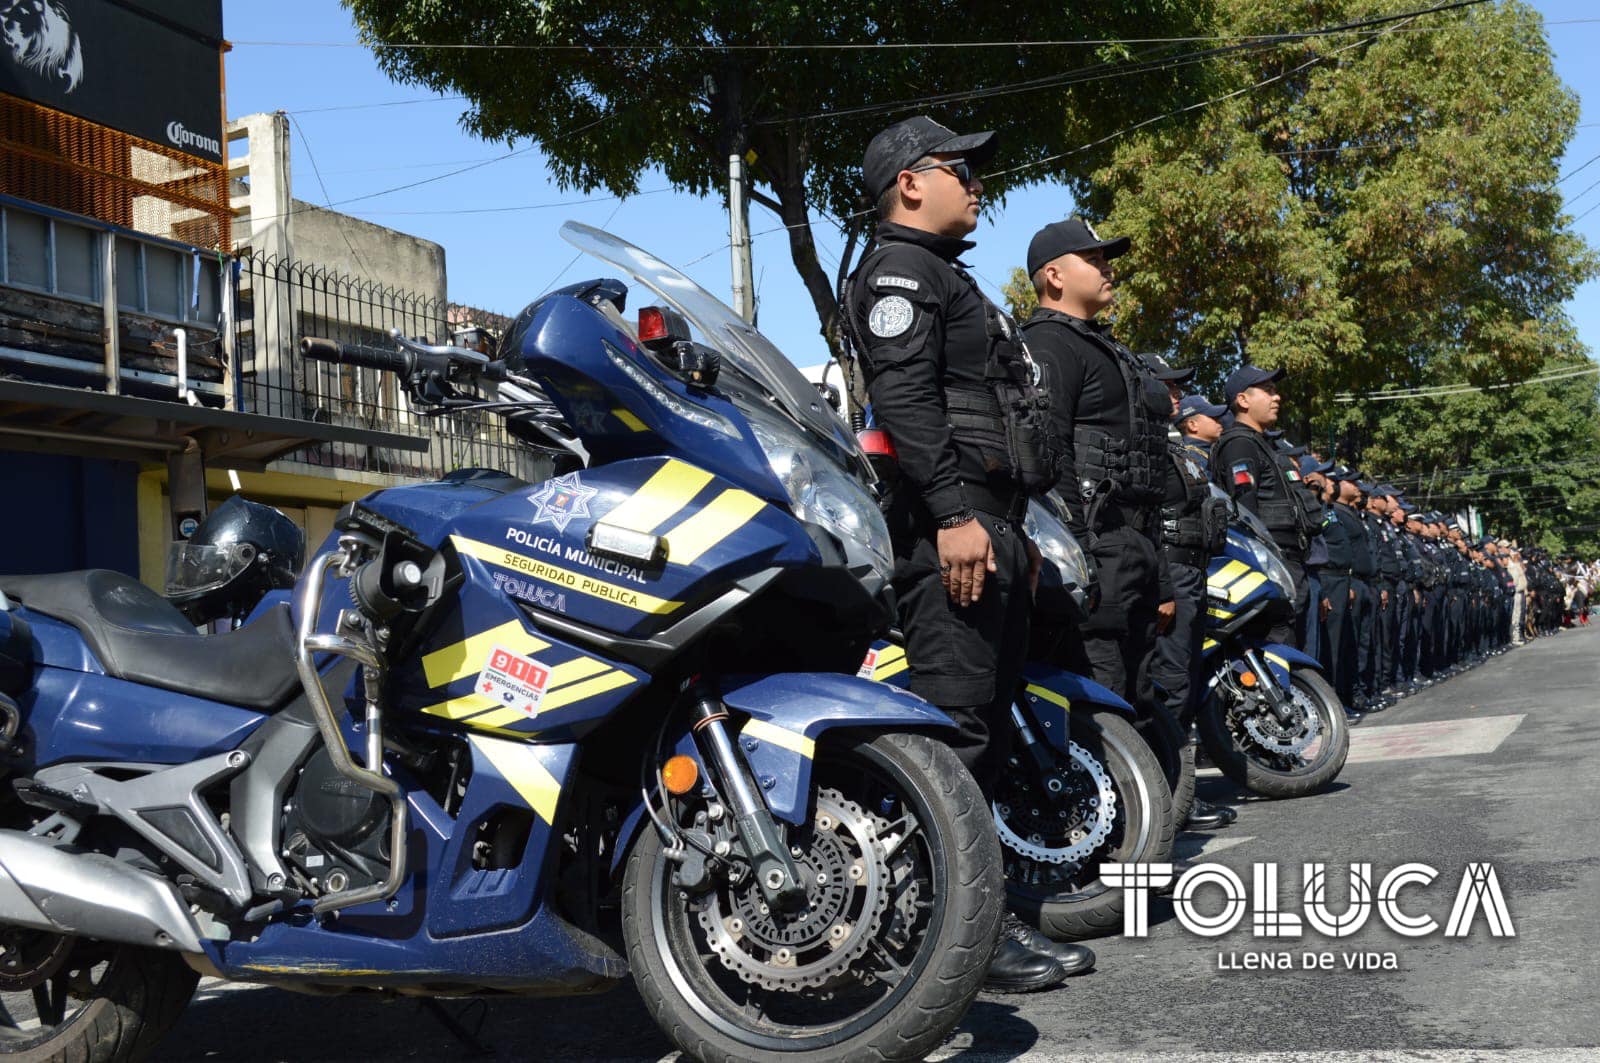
[1345,714,1526,764]
[1174,834,1256,860]
[925,1051,1597,1062]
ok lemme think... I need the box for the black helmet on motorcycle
[165,495,305,624]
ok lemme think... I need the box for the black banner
[0,0,224,162]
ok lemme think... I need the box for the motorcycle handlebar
[298,337,413,375]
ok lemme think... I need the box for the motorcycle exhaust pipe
[0,830,204,952]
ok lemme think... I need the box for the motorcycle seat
[0,570,301,711]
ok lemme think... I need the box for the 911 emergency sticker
[857,648,881,679]
[477,645,552,718]
[867,296,914,338]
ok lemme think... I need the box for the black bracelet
[936,509,976,530]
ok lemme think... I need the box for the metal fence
[233,251,539,482]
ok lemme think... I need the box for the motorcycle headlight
[745,407,894,587]
[1024,498,1091,590]
[1245,536,1296,599]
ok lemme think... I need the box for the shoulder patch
[871,274,920,292]
[867,296,915,338]
[1231,460,1255,488]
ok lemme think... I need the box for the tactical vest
[845,245,1057,497]
[1022,313,1166,506]
[1212,425,1321,549]
[1161,442,1229,555]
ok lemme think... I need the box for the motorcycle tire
[0,939,197,1062]
[1136,700,1195,830]
[1006,708,1176,941]
[1198,667,1350,799]
[622,731,1003,1063]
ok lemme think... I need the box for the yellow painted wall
[136,464,405,590]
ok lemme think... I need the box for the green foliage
[341,0,1218,349]
[1049,0,1600,552]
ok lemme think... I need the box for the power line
[288,114,378,280]
[286,95,467,114]
[1333,363,1600,403]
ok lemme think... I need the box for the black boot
[1183,798,1232,831]
[1001,914,1095,976]
[984,937,1068,994]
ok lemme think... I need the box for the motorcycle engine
[281,747,391,896]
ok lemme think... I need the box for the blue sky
[223,0,1600,370]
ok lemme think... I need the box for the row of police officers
[843,115,1530,995]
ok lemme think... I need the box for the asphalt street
[161,623,1600,1062]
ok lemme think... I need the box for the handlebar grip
[298,337,411,374]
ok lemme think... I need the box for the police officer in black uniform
[846,116,1090,991]
[1366,485,1406,706]
[1152,381,1236,831]
[1018,219,1191,828]
[1315,467,1371,721]
[1211,366,1320,648]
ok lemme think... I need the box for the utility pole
[728,151,754,323]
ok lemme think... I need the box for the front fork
[1235,646,1301,727]
[685,685,809,912]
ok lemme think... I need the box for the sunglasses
[907,158,977,186]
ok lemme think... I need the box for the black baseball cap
[1176,394,1226,422]
[1139,353,1195,383]
[1224,365,1286,405]
[1026,216,1131,276]
[863,116,998,200]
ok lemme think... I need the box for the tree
[1009,0,1599,551]
[341,0,1219,354]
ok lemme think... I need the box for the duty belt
[1166,545,1209,569]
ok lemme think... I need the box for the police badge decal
[868,296,914,338]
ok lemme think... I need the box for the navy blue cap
[1329,464,1356,481]
[1139,353,1195,383]
[1224,365,1286,405]
[1373,483,1399,497]
[1300,454,1333,475]
[1356,481,1377,494]
[1176,394,1226,422]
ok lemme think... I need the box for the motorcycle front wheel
[622,731,1002,1063]
[1003,707,1175,941]
[1198,667,1350,798]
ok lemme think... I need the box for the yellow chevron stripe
[1207,607,1234,619]
[1025,683,1072,712]
[469,736,562,824]
[1265,652,1290,673]
[874,644,907,666]
[419,692,499,721]
[1210,560,1249,590]
[601,460,714,534]
[452,536,682,615]
[873,656,910,681]
[612,407,648,432]
[742,718,815,759]
[664,490,767,564]
[1203,637,1219,651]
[422,620,550,689]
[1227,572,1269,602]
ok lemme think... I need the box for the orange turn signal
[661,755,700,796]
[1239,671,1258,688]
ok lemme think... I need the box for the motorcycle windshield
[559,221,869,478]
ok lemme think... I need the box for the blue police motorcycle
[0,224,1003,1061]
[1196,494,1350,798]
[863,496,1174,941]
